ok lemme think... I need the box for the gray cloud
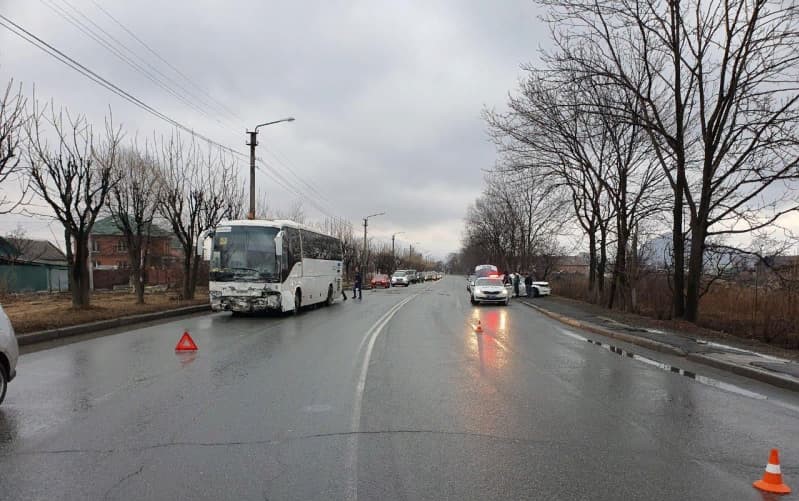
[0,0,546,257]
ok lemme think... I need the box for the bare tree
[461,166,570,277]
[486,73,617,299]
[316,216,355,279]
[158,134,240,300]
[0,79,28,214]
[26,103,122,308]
[108,142,162,304]
[541,0,799,321]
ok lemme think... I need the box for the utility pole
[409,241,420,260]
[246,131,257,219]
[361,212,385,274]
[391,231,405,274]
[246,117,295,219]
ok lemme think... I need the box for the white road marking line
[345,293,417,501]
[554,327,799,413]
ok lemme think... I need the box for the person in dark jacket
[353,269,363,300]
[524,273,533,297]
[513,271,521,297]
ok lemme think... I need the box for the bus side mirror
[197,230,214,258]
[274,231,284,257]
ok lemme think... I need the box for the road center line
[344,293,417,501]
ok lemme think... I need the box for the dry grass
[3,288,208,334]
[550,273,799,350]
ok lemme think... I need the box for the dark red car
[370,273,390,289]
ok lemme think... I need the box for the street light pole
[246,117,295,219]
[362,212,385,274]
[409,241,420,259]
[391,231,405,273]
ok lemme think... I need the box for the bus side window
[285,228,302,277]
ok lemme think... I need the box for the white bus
[208,219,344,314]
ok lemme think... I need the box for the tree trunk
[71,233,91,308]
[189,252,200,299]
[671,176,685,318]
[181,251,192,300]
[684,220,707,322]
[629,226,639,313]
[132,262,145,304]
[597,224,607,303]
[64,229,74,296]
[127,243,146,305]
[587,228,597,293]
[609,232,626,310]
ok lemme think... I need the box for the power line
[87,0,245,125]
[39,0,231,129]
[262,145,333,204]
[0,14,241,156]
[77,2,337,215]
[62,0,238,126]
[0,13,345,223]
[62,0,242,132]
[254,157,339,220]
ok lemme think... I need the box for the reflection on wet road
[1,277,798,500]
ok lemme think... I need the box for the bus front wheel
[294,290,302,315]
[325,285,334,306]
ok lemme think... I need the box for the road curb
[519,299,799,392]
[686,353,799,392]
[519,300,687,357]
[16,304,211,346]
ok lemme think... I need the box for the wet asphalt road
[1,277,798,500]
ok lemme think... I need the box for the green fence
[0,263,69,293]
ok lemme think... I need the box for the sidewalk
[517,295,799,391]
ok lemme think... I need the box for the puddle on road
[555,328,799,414]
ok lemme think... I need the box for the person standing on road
[513,271,521,297]
[524,273,533,297]
[353,268,363,300]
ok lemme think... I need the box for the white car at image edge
[0,304,19,405]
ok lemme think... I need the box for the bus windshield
[210,226,280,282]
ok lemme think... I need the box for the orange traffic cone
[753,449,791,494]
[475,320,483,333]
[175,331,198,352]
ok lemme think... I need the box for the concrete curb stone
[519,299,799,392]
[16,304,211,346]
[520,300,687,357]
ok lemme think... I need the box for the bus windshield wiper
[230,267,260,274]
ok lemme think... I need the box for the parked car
[466,273,477,291]
[391,270,411,287]
[0,304,19,405]
[407,269,419,284]
[371,273,390,289]
[530,281,552,297]
[470,277,510,306]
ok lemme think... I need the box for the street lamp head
[254,117,296,132]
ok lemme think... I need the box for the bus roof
[216,219,337,238]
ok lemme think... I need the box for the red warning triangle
[175,332,198,351]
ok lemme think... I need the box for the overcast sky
[0,0,547,258]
